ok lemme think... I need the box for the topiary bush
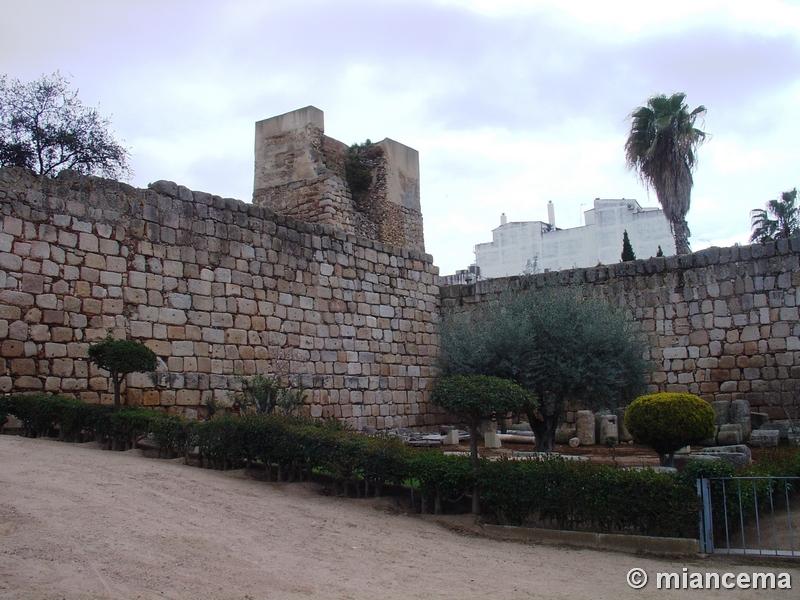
[625,392,716,466]
[88,337,158,409]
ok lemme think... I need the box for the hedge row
[9,394,797,538]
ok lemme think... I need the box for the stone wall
[441,243,800,422]
[252,106,425,254]
[0,167,442,430]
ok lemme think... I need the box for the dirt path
[1,435,797,599]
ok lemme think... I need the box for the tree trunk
[671,218,691,255]
[469,425,480,469]
[469,422,481,515]
[113,373,122,409]
[527,409,558,452]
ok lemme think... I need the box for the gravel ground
[1,435,797,599]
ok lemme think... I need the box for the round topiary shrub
[624,392,715,466]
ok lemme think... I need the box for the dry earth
[1,435,798,600]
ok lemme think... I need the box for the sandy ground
[1,435,798,600]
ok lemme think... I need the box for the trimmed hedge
[7,394,798,539]
[478,457,700,537]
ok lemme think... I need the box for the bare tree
[0,72,130,179]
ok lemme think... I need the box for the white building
[473,198,676,278]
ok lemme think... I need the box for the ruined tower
[253,106,424,253]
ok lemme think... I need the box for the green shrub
[410,451,475,514]
[150,413,193,458]
[345,140,376,208]
[7,394,84,438]
[109,408,157,451]
[196,413,250,470]
[359,435,411,496]
[625,392,715,466]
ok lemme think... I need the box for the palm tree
[624,93,707,255]
[750,188,799,244]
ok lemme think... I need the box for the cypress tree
[621,230,636,262]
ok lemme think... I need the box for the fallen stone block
[749,429,779,447]
[555,424,576,444]
[717,423,742,446]
[442,429,460,445]
[695,444,751,469]
[483,431,502,449]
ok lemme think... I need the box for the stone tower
[253,106,424,253]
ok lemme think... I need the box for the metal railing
[698,477,800,557]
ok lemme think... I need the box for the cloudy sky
[3,0,800,274]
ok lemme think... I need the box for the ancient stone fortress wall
[0,167,442,430]
[441,241,800,422]
[252,106,425,253]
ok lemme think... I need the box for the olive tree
[0,72,130,178]
[439,286,649,451]
[88,337,158,409]
[431,374,537,514]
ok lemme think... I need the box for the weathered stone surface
[710,400,731,426]
[697,444,752,469]
[555,425,577,444]
[483,431,502,449]
[749,429,779,447]
[597,414,618,445]
[442,429,460,445]
[729,399,752,440]
[443,236,800,429]
[0,166,440,430]
[717,423,743,445]
[568,437,580,448]
[759,419,799,439]
[614,407,633,442]
[576,410,595,446]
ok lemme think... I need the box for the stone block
[614,407,633,442]
[749,430,779,447]
[442,429,460,445]
[696,444,752,469]
[759,420,798,439]
[729,399,751,440]
[483,431,502,448]
[576,410,595,446]
[710,400,730,425]
[596,414,618,445]
[717,423,742,445]
[555,425,576,444]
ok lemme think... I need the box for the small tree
[656,245,664,257]
[431,374,537,514]
[624,392,715,467]
[0,72,130,178]
[88,337,158,409]
[621,229,636,262]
